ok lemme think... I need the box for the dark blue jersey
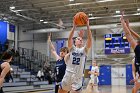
[54,58,66,82]
[0,61,4,64]
[135,58,140,75]
[134,45,140,63]
[0,61,4,72]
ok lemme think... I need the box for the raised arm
[48,33,60,60]
[120,14,137,49]
[68,21,76,50]
[85,19,92,53]
[125,20,140,39]
[64,53,70,64]
[132,59,136,80]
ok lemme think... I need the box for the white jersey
[66,45,87,78]
[90,66,99,79]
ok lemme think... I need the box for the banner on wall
[56,40,65,54]
[9,24,15,32]
[105,48,130,54]
[7,24,15,41]
[0,21,7,44]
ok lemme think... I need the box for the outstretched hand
[121,11,130,27]
[120,11,124,21]
[48,33,51,42]
[120,11,130,29]
[125,19,130,27]
[73,18,77,28]
[78,30,84,38]
[86,18,90,27]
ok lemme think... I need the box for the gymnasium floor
[28,85,133,93]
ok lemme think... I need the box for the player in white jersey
[86,60,99,93]
[58,19,92,93]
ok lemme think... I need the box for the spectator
[43,65,53,84]
[37,69,44,81]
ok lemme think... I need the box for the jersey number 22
[72,57,80,65]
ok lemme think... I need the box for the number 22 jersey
[66,45,87,78]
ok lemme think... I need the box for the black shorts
[55,77,62,83]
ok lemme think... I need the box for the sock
[55,85,59,93]
[0,87,4,93]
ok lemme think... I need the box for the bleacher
[2,47,55,93]
[3,65,54,92]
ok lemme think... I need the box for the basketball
[73,12,88,26]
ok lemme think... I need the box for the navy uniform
[134,45,140,78]
[54,58,66,93]
[135,58,140,75]
[134,45,140,63]
[0,61,4,71]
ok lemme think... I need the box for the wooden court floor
[28,85,133,93]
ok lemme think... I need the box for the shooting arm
[132,59,136,79]
[85,20,92,53]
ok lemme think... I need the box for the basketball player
[86,60,99,93]
[0,49,15,93]
[58,18,92,93]
[124,18,140,93]
[120,12,140,93]
[130,58,140,93]
[48,33,69,93]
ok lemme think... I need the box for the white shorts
[60,71,83,91]
[89,77,98,85]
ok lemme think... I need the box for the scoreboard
[9,24,15,32]
[104,33,130,54]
